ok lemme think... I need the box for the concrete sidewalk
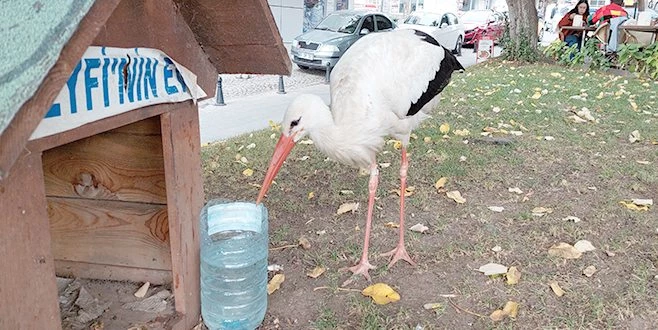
[198,83,329,143]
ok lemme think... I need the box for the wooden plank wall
[42,117,173,283]
[0,151,62,329]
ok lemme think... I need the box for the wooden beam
[160,103,203,330]
[0,151,61,330]
[0,0,122,181]
[48,197,172,271]
[174,0,292,75]
[93,0,218,97]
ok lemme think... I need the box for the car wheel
[297,64,310,70]
[453,36,463,56]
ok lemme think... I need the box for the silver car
[290,10,396,70]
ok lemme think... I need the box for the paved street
[199,43,502,144]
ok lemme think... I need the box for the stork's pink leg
[344,163,378,280]
[381,147,416,268]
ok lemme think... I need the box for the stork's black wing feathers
[406,30,465,117]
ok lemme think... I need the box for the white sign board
[30,46,206,140]
[476,38,494,63]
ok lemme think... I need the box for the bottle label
[207,203,263,236]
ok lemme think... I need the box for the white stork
[257,29,464,280]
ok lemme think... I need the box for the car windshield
[403,13,441,26]
[315,13,362,33]
[460,10,490,23]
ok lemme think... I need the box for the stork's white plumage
[257,29,464,280]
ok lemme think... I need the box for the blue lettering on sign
[43,50,192,120]
[143,58,158,100]
[163,57,178,95]
[102,58,111,107]
[84,58,101,111]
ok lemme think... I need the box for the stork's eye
[290,118,301,128]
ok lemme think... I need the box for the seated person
[558,0,590,49]
[588,0,629,52]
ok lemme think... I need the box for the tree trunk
[506,0,539,53]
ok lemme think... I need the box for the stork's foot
[381,243,416,268]
[341,259,377,281]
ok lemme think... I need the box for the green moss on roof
[0,0,96,135]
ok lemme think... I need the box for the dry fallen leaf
[629,130,641,143]
[549,281,565,297]
[308,192,315,200]
[562,216,582,223]
[423,303,443,310]
[339,190,354,195]
[532,207,553,216]
[619,200,650,211]
[488,206,504,213]
[298,237,311,250]
[306,266,326,279]
[440,123,451,134]
[435,177,448,191]
[502,301,519,318]
[490,309,506,322]
[548,242,582,259]
[362,283,400,305]
[242,168,254,177]
[446,190,466,204]
[478,263,508,276]
[134,282,150,298]
[583,265,597,277]
[409,223,429,233]
[390,186,415,197]
[506,266,521,285]
[267,274,285,295]
[508,187,523,194]
[336,202,359,215]
[384,222,399,228]
[574,240,596,253]
[454,129,470,136]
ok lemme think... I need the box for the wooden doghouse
[0,1,290,329]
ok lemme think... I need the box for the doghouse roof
[0,0,291,179]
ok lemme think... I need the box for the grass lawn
[201,60,658,329]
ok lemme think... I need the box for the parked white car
[397,11,465,56]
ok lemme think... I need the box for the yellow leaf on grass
[308,192,315,200]
[548,242,582,259]
[506,266,521,285]
[390,186,415,197]
[619,200,649,211]
[454,129,470,136]
[267,274,285,295]
[268,120,281,131]
[440,123,451,134]
[362,283,400,305]
[446,190,466,204]
[531,91,542,99]
[490,309,506,321]
[630,101,638,111]
[384,222,399,228]
[502,301,519,318]
[242,168,254,176]
[549,281,565,297]
[306,266,326,278]
[435,177,448,191]
[337,202,359,215]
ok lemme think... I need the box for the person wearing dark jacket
[558,0,590,49]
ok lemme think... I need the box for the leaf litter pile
[202,62,657,328]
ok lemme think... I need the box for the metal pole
[215,75,226,106]
[324,62,331,84]
[277,75,286,94]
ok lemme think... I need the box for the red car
[461,9,507,47]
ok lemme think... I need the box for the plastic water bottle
[200,200,269,330]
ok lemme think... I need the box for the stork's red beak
[257,134,296,204]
